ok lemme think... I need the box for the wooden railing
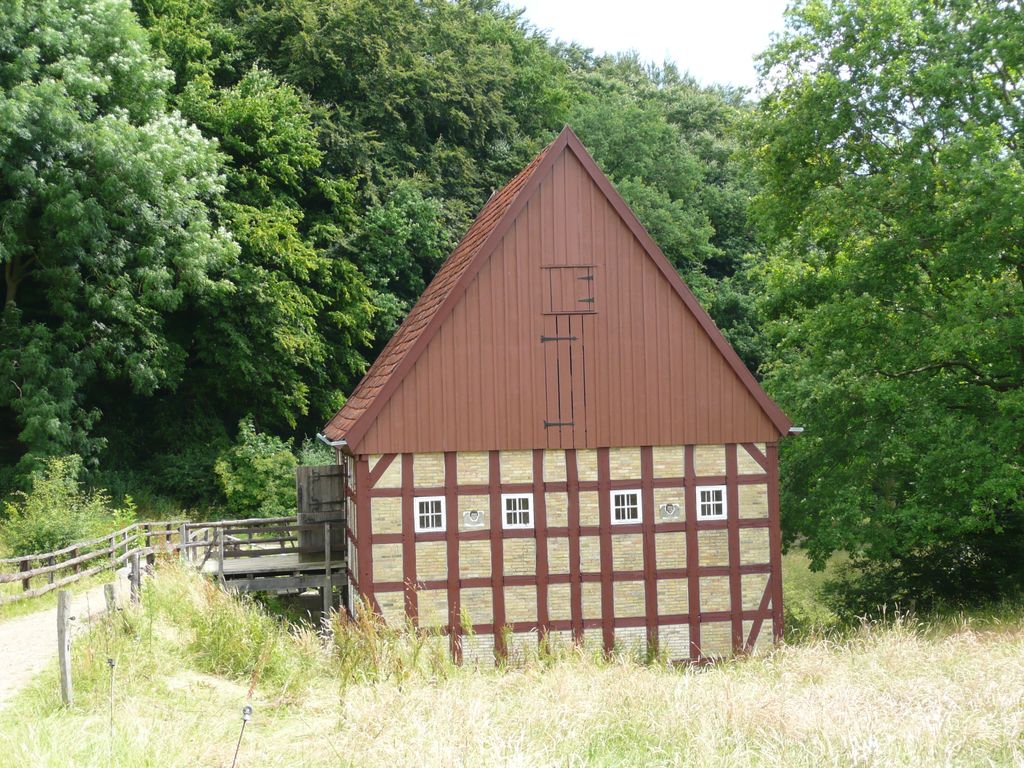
[1,515,347,606]
[0,520,186,606]
[180,516,344,577]
[180,516,300,566]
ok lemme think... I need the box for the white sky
[514,0,792,89]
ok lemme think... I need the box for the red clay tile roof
[322,135,556,443]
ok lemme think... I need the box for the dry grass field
[1,561,1022,767]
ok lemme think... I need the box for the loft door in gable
[541,265,594,448]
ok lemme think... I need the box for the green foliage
[155,57,374,435]
[296,437,332,467]
[231,0,570,202]
[565,54,769,370]
[1,455,134,555]
[214,417,297,518]
[0,0,236,472]
[2,0,768,549]
[781,549,844,639]
[352,179,456,337]
[754,0,1024,612]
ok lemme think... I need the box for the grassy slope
[2,561,1023,767]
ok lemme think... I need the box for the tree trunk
[3,256,18,310]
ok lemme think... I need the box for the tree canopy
[0,0,236,474]
[754,0,1024,610]
[2,0,759,506]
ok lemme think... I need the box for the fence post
[20,559,31,592]
[57,590,73,707]
[145,525,155,567]
[71,547,80,575]
[217,528,225,584]
[129,552,141,603]
[104,582,116,613]
[46,555,56,585]
[179,524,188,562]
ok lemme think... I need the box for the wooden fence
[0,520,185,606]
[1,514,345,607]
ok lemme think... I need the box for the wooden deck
[200,552,340,594]
[184,517,345,615]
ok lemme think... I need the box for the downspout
[316,433,347,448]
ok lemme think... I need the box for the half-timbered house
[321,126,793,663]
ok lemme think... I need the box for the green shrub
[1,455,135,556]
[297,436,333,466]
[214,416,297,519]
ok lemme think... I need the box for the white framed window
[611,489,642,524]
[501,493,534,529]
[697,486,727,520]
[414,496,446,532]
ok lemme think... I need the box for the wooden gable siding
[356,149,779,454]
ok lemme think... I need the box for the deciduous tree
[755,0,1024,610]
[0,0,236,472]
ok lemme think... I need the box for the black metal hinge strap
[540,335,578,342]
[544,420,575,428]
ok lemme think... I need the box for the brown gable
[323,138,555,442]
[324,126,791,451]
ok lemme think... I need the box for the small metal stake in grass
[107,657,116,767]
[230,704,253,768]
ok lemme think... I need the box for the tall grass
[2,561,1023,767]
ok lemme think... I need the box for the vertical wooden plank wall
[355,150,782,455]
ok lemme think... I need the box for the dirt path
[0,570,128,710]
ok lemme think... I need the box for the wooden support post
[57,590,73,708]
[129,552,141,603]
[145,527,155,567]
[20,560,31,592]
[46,555,56,585]
[322,522,332,624]
[217,528,225,585]
[104,582,116,613]
[179,524,188,562]
[71,548,80,574]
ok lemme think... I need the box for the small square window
[414,496,446,532]
[611,490,642,524]
[697,486,727,520]
[501,493,533,529]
